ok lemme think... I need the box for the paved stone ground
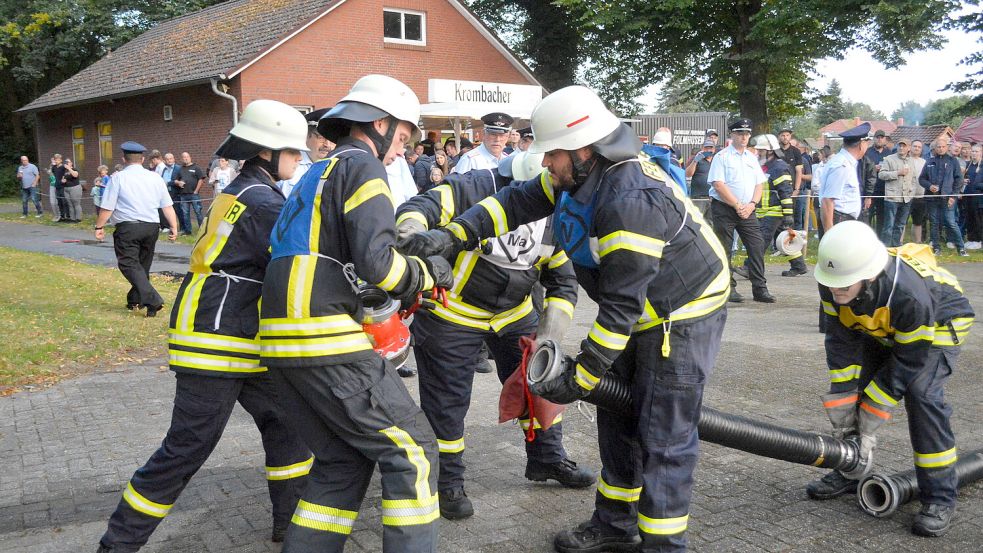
[2,244,983,552]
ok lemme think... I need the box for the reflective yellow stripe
[260,333,373,357]
[176,273,208,331]
[309,161,337,253]
[266,457,313,480]
[437,438,465,453]
[588,322,630,351]
[396,210,429,229]
[773,175,792,184]
[597,230,665,259]
[545,297,575,318]
[445,222,468,242]
[914,447,958,468]
[450,250,479,295]
[932,317,973,346]
[478,196,508,236]
[259,314,362,337]
[598,476,641,502]
[377,251,408,291]
[291,500,357,534]
[286,255,317,319]
[634,267,729,332]
[413,256,434,291]
[822,300,838,316]
[168,330,260,354]
[123,482,173,518]
[894,325,935,344]
[546,249,569,269]
[344,178,393,213]
[489,297,533,332]
[574,363,599,391]
[430,295,533,333]
[540,171,555,204]
[864,380,899,406]
[638,513,688,536]
[829,364,861,383]
[518,413,562,430]
[168,351,264,373]
[379,426,434,517]
[434,184,455,226]
[381,494,440,526]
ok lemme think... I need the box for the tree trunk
[732,0,769,132]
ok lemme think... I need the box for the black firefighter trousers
[592,309,726,553]
[270,356,440,553]
[100,372,310,552]
[411,310,566,492]
[113,221,164,308]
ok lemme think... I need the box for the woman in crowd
[61,158,82,223]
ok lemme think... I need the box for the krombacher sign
[428,79,542,107]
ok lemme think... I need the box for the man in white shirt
[708,118,774,303]
[819,123,870,234]
[452,112,513,174]
[277,108,335,197]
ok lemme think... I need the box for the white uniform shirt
[386,156,418,211]
[277,151,314,198]
[100,164,173,224]
[706,145,767,204]
[452,143,503,174]
[819,148,862,217]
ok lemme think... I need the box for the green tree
[554,0,951,131]
[843,101,886,122]
[655,80,708,113]
[891,100,927,125]
[945,0,983,114]
[923,96,974,128]
[815,80,848,126]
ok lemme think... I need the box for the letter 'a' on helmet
[814,220,889,288]
[528,85,621,154]
[318,74,422,143]
[215,99,310,159]
[750,134,781,152]
[498,151,545,181]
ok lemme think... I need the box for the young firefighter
[97,100,312,553]
[258,75,453,553]
[395,151,593,520]
[808,221,973,538]
[401,85,730,553]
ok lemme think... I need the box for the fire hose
[527,340,863,471]
[857,449,983,517]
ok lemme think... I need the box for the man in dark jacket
[919,137,966,256]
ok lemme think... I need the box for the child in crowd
[92,165,109,208]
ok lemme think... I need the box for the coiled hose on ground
[858,449,983,517]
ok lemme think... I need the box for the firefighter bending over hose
[808,220,973,538]
[258,75,453,553]
[395,150,594,521]
[97,100,313,553]
[401,85,730,553]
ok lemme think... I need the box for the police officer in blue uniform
[819,122,870,234]
[96,101,312,553]
[94,141,179,316]
[401,85,730,553]
[452,112,513,174]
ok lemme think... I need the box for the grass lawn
[0,246,182,395]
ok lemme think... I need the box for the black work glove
[423,255,454,289]
[783,215,794,227]
[529,354,589,404]
[398,227,462,258]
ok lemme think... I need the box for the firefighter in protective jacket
[395,151,594,521]
[808,221,973,538]
[750,134,807,277]
[401,85,730,553]
[258,75,452,553]
[97,100,312,553]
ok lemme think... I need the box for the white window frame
[383,8,426,46]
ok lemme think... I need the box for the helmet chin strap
[252,152,281,182]
[568,150,594,187]
[361,116,399,162]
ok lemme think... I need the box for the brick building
[18,0,541,193]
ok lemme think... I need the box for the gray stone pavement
[2,245,983,551]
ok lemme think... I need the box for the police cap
[120,141,147,154]
[518,126,534,139]
[728,118,753,133]
[305,107,330,126]
[481,112,514,134]
[839,122,872,145]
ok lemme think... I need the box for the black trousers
[710,199,767,294]
[100,372,310,552]
[270,357,439,553]
[411,311,565,491]
[592,309,726,553]
[113,222,163,308]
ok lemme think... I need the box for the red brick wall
[237,0,536,109]
[34,84,234,206]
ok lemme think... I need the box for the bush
[0,164,19,198]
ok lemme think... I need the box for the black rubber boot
[553,520,641,553]
[96,545,113,553]
[912,503,955,537]
[439,487,474,520]
[728,290,744,303]
[271,522,288,543]
[806,470,858,500]
[526,458,596,488]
